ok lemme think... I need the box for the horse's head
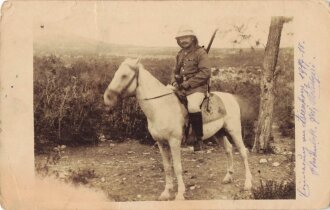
[104,58,140,109]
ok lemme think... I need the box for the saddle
[175,91,227,122]
[175,91,227,144]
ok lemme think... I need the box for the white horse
[104,58,252,200]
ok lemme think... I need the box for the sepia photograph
[33,2,295,202]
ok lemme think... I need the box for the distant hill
[34,32,291,58]
[34,32,179,57]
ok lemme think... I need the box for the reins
[141,92,173,101]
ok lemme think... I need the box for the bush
[34,55,116,150]
[252,179,295,199]
[34,55,156,151]
[67,168,98,185]
[35,144,98,185]
[101,97,152,144]
[35,145,66,176]
[273,50,295,138]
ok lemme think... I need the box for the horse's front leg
[169,138,186,200]
[157,142,174,201]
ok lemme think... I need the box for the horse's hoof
[243,181,252,191]
[222,176,233,184]
[175,194,185,200]
[222,178,233,184]
[158,192,171,201]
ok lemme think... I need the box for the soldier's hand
[180,82,190,90]
[174,75,183,84]
[172,82,179,88]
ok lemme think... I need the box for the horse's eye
[121,75,128,79]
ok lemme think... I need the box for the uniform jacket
[171,45,211,95]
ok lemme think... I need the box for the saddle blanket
[201,93,227,123]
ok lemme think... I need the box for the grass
[252,179,296,199]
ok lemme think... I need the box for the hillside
[34,32,278,58]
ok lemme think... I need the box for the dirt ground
[35,134,295,201]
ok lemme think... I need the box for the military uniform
[171,45,211,96]
[172,25,211,151]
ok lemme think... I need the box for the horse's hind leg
[213,132,234,184]
[157,142,174,201]
[225,124,252,190]
[169,138,185,200]
[222,136,234,183]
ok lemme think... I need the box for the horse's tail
[233,95,258,148]
[233,95,258,122]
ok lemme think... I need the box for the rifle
[205,29,218,111]
[206,28,218,54]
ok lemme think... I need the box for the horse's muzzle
[104,89,119,109]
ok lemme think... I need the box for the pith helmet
[175,25,196,39]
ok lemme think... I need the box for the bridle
[108,62,174,101]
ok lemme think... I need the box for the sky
[34,1,294,48]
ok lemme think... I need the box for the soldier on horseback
[171,25,211,151]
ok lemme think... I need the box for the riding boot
[189,112,204,152]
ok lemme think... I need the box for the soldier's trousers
[187,92,205,113]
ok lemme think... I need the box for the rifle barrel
[206,29,218,54]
